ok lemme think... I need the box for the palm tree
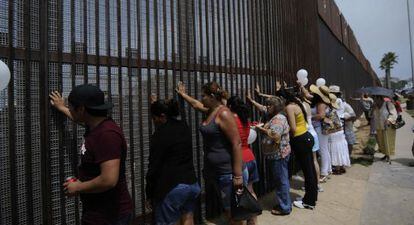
[380,52,398,88]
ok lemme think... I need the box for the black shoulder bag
[231,186,262,221]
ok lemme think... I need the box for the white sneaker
[318,185,324,192]
[293,200,305,209]
[292,175,304,182]
[293,200,315,210]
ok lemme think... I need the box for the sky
[335,0,414,81]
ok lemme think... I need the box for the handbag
[261,115,288,156]
[321,109,342,135]
[231,186,262,221]
[392,115,405,129]
[385,103,405,129]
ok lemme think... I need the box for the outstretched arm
[175,82,209,113]
[49,91,74,120]
[246,90,267,113]
[255,83,277,98]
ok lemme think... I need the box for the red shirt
[234,115,255,162]
[79,119,133,225]
[395,101,402,113]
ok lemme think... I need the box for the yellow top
[294,112,307,137]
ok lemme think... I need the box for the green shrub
[363,136,376,155]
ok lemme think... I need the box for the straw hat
[329,93,339,109]
[302,97,312,104]
[310,84,331,104]
[329,85,341,93]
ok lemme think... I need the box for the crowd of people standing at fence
[173,78,358,223]
[48,74,400,225]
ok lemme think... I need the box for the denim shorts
[309,127,320,152]
[155,182,201,224]
[242,160,260,185]
[215,174,234,211]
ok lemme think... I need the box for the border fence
[0,0,378,224]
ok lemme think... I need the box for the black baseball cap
[68,84,113,110]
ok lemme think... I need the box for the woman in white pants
[327,95,351,174]
[309,85,332,182]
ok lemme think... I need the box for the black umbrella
[357,86,394,97]
[401,87,414,97]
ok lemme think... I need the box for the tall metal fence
[0,0,375,224]
[317,0,380,87]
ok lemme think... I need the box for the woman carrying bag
[176,81,244,224]
[254,97,292,215]
[373,95,398,163]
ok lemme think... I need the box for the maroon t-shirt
[79,119,133,225]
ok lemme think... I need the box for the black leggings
[290,132,318,206]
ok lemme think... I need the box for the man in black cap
[49,84,133,225]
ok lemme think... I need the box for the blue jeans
[242,160,260,185]
[216,174,233,211]
[270,155,292,213]
[155,183,201,225]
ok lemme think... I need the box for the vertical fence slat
[7,0,18,224]
[56,0,67,224]
[23,0,34,223]
[163,0,168,98]
[126,0,137,217]
[39,0,52,224]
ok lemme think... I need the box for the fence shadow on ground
[392,158,414,167]
[351,156,374,167]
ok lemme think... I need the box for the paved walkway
[360,112,414,225]
[257,159,370,225]
[206,112,414,225]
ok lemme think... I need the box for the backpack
[321,108,343,135]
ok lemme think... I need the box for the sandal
[271,208,290,216]
[319,176,328,183]
[332,170,342,175]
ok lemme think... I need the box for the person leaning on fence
[49,84,133,225]
[176,81,244,224]
[174,85,256,202]
[146,98,200,225]
[281,88,317,210]
[253,97,292,216]
[373,95,398,163]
